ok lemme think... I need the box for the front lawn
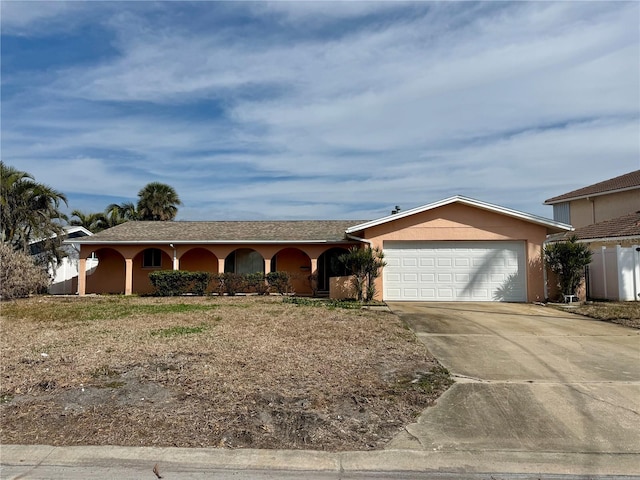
[0,296,451,450]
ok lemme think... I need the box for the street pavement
[2,302,639,478]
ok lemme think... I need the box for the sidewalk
[2,444,640,479]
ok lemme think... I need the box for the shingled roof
[75,220,365,244]
[549,211,640,242]
[544,170,640,204]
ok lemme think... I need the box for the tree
[544,236,592,298]
[70,210,108,233]
[104,201,138,227]
[1,161,68,267]
[0,243,50,299]
[339,246,386,302]
[136,182,182,221]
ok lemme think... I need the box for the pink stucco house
[72,196,572,302]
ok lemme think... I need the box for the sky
[1,1,639,222]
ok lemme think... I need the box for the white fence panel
[588,246,640,301]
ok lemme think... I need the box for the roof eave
[346,195,573,233]
[67,239,356,245]
[544,185,640,205]
[545,234,640,244]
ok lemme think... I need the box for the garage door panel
[384,241,526,302]
[387,273,401,282]
[438,288,454,298]
[387,257,401,267]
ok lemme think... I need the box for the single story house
[71,195,572,302]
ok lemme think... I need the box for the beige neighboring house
[545,171,640,301]
[544,169,640,229]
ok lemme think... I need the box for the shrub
[266,271,292,294]
[190,271,212,296]
[544,236,592,299]
[0,243,50,300]
[245,272,269,295]
[148,270,213,296]
[221,272,246,296]
[338,246,386,301]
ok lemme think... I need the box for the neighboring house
[547,212,640,301]
[30,226,98,294]
[544,170,640,228]
[71,196,571,302]
[545,170,640,302]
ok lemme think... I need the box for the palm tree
[1,161,68,266]
[136,182,182,221]
[69,210,108,233]
[104,201,138,227]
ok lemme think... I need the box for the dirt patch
[0,296,451,450]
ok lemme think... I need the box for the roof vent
[391,205,401,214]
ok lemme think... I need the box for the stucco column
[125,258,133,295]
[218,258,225,274]
[310,257,318,295]
[264,258,271,275]
[78,257,87,296]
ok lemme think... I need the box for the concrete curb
[2,445,640,476]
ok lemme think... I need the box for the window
[143,248,162,268]
[553,202,570,224]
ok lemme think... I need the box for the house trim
[543,185,640,205]
[346,195,573,234]
[71,239,355,245]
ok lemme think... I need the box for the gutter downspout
[169,244,178,270]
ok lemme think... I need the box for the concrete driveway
[386,302,640,457]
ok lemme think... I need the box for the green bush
[148,270,213,296]
[0,243,50,300]
[245,272,269,295]
[544,236,592,298]
[266,271,292,294]
[220,272,246,296]
[190,271,212,296]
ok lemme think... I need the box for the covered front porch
[78,242,356,296]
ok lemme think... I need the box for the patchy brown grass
[561,301,640,329]
[0,295,451,450]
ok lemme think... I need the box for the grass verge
[552,301,640,329]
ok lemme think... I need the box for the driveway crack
[566,385,640,416]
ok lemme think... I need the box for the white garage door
[383,241,526,302]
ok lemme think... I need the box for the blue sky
[2,1,639,221]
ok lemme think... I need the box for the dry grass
[0,295,451,450]
[568,301,640,329]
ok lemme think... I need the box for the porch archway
[224,248,265,274]
[317,247,349,293]
[272,247,312,295]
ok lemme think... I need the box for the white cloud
[2,1,638,221]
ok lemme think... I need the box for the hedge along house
[72,196,572,302]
